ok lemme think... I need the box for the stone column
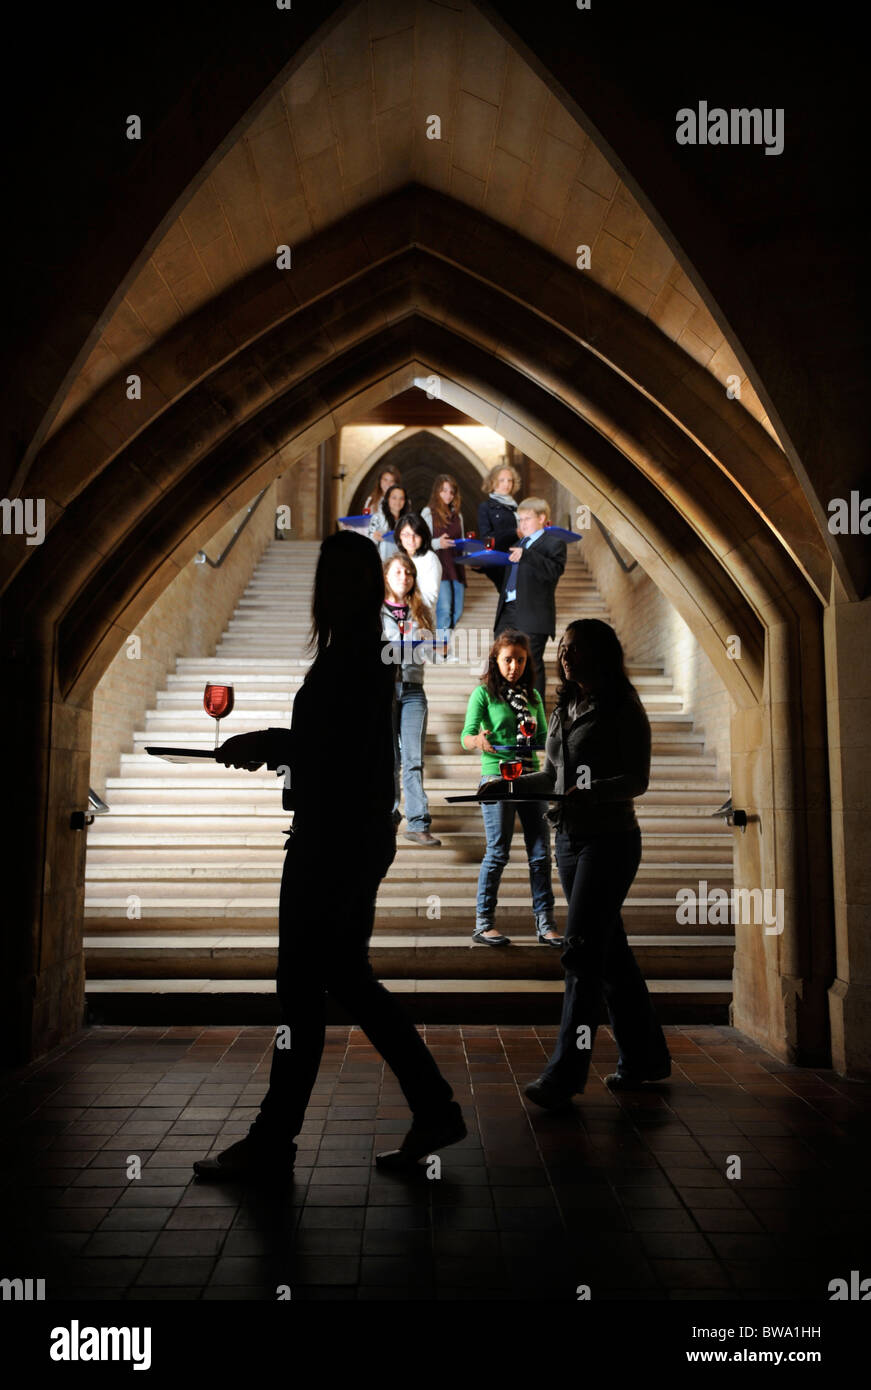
[824,587,871,1078]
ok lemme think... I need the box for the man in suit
[494,498,567,699]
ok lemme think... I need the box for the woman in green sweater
[461,630,561,947]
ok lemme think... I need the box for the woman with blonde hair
[477,461,522,593]
[382,553,440,846]
[421,473,465,654]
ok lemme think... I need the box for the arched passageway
[2,3,864,1083]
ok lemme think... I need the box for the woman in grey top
[479,618,671,1103]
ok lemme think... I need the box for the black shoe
[193,1135,296,1181]
[524,1076,577,1110]
[535,924,564,946]
[472,929,511,946]
[375,1102,467,1169]
[604,1064,671,1090]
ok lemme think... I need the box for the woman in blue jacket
[461,629,561,947]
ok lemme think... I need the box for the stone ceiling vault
[50,0,772,441]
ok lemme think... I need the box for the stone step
[86,830,733,857]
[84,859,732,884]
[82,897,727,930]
[83,977,731,1025]
[100,782,728,808]
[83,933,734,980]
[109,754,720,783]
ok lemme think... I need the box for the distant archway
[348,425,491,523]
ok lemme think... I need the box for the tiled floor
[2,1024,869,1301]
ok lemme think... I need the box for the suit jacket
[494,530,567,638]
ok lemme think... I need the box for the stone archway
[347,426,491,522]
[3,306,832,1070]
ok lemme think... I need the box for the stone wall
[89,480,280,796]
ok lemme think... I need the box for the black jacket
[477,496,520,551]
[261,639,397,819]
[494,530,567,637]
[513,686,651,835]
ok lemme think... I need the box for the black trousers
[250,815,454,1145]
[544,825,670,1092]
[495,602,548,698]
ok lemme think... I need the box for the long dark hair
[482,629,538,701]
[368,464,401,512]
[307,530,385,664]
[554,619,635,714]
[428,473,461,530]
[394,511,434,557]
[382,554,435,633]
[381,484,409,524]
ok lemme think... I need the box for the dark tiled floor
[2,1024,869,1301]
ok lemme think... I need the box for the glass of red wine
[203,683,235,749]
[485,537,495,550]
[518,715,537,740]
[499,758,523,794]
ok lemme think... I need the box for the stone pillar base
[828,979,871,1080]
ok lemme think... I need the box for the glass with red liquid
[203,683,235,749]
[499,758,524,794]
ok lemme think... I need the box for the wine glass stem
[214,718,220,750]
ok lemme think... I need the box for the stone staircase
[84,539,734,1023]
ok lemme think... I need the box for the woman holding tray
[193,530,464,1179]
[363,464,401,516]
[367,483,410,561]
[421,473,465,655]
[382,553,441,847]
[461,629,561,947]
[483,618,671,1103]
[394,511,441,615]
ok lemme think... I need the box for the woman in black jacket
[480,618,671,1105]
[193,531,465,1179]
[476,462,522,593]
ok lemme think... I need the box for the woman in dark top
[480,618,671,1104]
[476,461,522,593]
[422,473,465,654]
[193,531,465,1179]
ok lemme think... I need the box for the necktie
[507,536,528,596]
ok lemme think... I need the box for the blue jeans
[475,782,555,929]
[543,826,670,1092]
[436,579,465,642]
[393,684,430,831]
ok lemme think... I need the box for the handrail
[195,489,268,568]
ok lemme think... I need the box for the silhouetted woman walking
[194,531,465,1179]
[482,619,671,1105]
